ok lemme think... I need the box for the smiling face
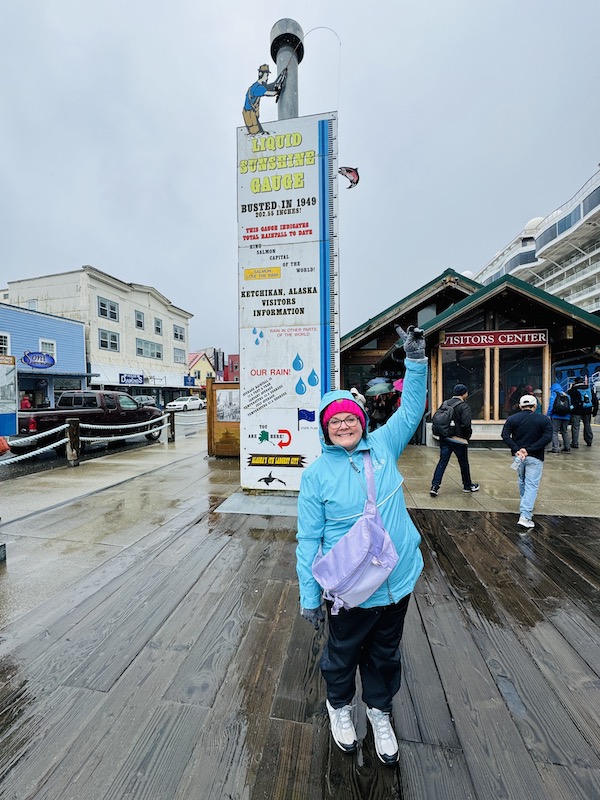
[326,413,364,451]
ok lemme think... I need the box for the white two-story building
[5,266,193,405]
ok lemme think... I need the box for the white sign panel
[238,112,339,491]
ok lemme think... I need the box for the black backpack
[552,392,571,415]
[432,398,462,437]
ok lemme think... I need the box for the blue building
[0,303,89,407]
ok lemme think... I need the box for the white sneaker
[517,515,535,529]
[366,707,398,765]
[326,700,357,753]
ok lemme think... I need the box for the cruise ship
[474,169,600,316]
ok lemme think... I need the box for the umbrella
[365,382,394,397]
[366,377,387,387]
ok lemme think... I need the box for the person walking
[296,327,427,765]
[533,388,543,414]
[568,376,598,448]
[430,384,479,497]
[547,382,571,453]
[501,393,553,529]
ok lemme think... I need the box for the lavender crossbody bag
[311,451,399,615]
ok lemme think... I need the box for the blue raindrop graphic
[292,354,304,371]
[308,369,319,387]
[259,331,264,339]
[295,378,307,395]
[255,339,260,345]
[252,328,257,335]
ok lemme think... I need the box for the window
[135,310,145,329]
[98,296,119,321]
[173,325,185,342]
[39,339,56,359]
[119,395,139,410]
[441,348,486,420]
[99,329,120,351]
[174,347,186,364]
[154,318,162,335]
[136,338,163,359]
[27,299,38,310]
[499,348,543,420]
[0,333,10,355]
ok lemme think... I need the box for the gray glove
[301,606,324,631]
[395,325,426,360]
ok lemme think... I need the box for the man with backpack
[430,384,479,497]
[547,382,572,453]
[568,376,598,448]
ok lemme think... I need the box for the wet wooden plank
[518,619,600,754]
[269,608,326,724]
[97,703,209,800]
[463,608,600,769]
[398,741,476,800]
[396,598,460,748]
[0,686,103,795]
[64,532,231,691]
[249,718,318,800]
[532,515,600,572]
[0,496,220,659]
[533,600,600,675]
[535,762,600,800]
[173,581,297,800]
[412,510,504,625]
[416,591,551,800]
[164,538,283,707]
[26,545,248,800]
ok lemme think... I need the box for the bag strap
[363,451,376,503]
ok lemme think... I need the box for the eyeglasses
[328,415,360,430]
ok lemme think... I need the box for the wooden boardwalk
[1,460,599,798]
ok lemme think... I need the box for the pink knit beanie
[322,398,366,430]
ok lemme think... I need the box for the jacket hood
[550,382,563,392]
[318,389,369,450]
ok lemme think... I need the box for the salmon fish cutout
[338,166,359,189]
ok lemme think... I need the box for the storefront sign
[184,376,196,387]
[440,329,548,349]
[237,112,339,491]
[119,373,144,385]
[21,351,55,369]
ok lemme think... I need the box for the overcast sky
[2,1,599,355]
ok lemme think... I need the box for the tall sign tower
[237,19,340,492]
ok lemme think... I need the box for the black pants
[320,594,411,712]
[432,438,472,489]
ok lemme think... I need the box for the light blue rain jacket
[296,358,428,610]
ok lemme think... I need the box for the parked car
[166,396,205,412]
[9,391,163,454]
[133,395,158,407]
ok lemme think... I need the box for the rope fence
[0,413,174,468]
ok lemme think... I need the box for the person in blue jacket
[296,327,427,765]
[547,381,571,453]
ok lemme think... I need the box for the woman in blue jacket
[296,327,427,765]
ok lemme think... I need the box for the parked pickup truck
[9,390,163,454]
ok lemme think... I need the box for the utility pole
[270,18,304,120]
